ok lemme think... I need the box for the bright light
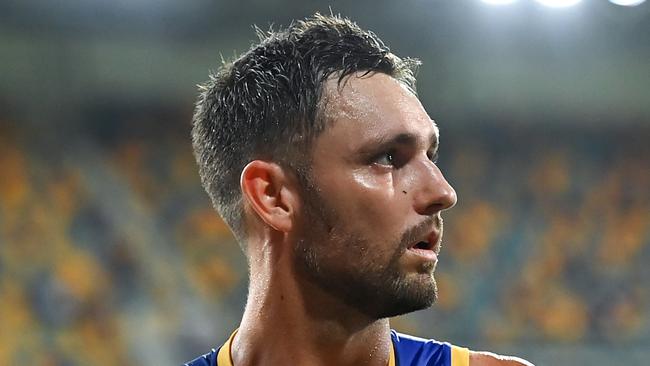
[535,0,582,7]
[481,0,518,5]
[609,0,647,5]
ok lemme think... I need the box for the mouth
[406,231,441,262]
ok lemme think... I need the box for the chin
[376,295,437,319]
[373,276,438,319]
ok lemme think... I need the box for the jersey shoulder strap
[391,330,469,366]
[184,330,235,366]
[450,344,469,366]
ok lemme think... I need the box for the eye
[375,152,395,166]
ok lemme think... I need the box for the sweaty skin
[235,72,532,366]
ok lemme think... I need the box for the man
[186,13,533,366]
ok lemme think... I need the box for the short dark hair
[191,13,420,244]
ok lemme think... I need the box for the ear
[240,160,297,233]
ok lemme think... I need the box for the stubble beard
[293,183,438,320]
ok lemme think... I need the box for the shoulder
[391,330,450,351]
[390,330,452,363]
[470,350,535,366]
[390,331,534,366]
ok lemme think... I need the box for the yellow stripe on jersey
[216,330,237,366]
[451,345,470,366]
[388,341,396,366]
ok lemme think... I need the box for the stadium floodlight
[535,0,582,7]
[481,0,518,5]
[609,0,646,5]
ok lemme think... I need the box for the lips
[427,231,441,254]
[408,230,440,250]
[407,230,441,257]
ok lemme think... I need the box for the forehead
[320,72,437,143]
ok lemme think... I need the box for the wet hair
[191,13,420,244]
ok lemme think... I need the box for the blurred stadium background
[1,0,649,365]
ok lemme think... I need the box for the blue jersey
[184,330,469,366]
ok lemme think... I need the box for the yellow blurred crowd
[0,116,648,365]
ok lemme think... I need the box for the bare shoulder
[470,350,535,366]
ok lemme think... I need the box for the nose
[413,160,457,216]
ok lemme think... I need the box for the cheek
[341,170,407,237]
[351,168,393,191]
[315,167,410,244]
[349,169,396,214]
[393,168,419,193]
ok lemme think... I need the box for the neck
[232,245,392,366]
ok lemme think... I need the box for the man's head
[192,14,419,241]
[192,14,456,319]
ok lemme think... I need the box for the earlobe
[240,160,295,232]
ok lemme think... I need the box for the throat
[232,318,393,366]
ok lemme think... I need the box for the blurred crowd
[0,108,648,365]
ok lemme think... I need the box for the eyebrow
[357,128,439,156]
